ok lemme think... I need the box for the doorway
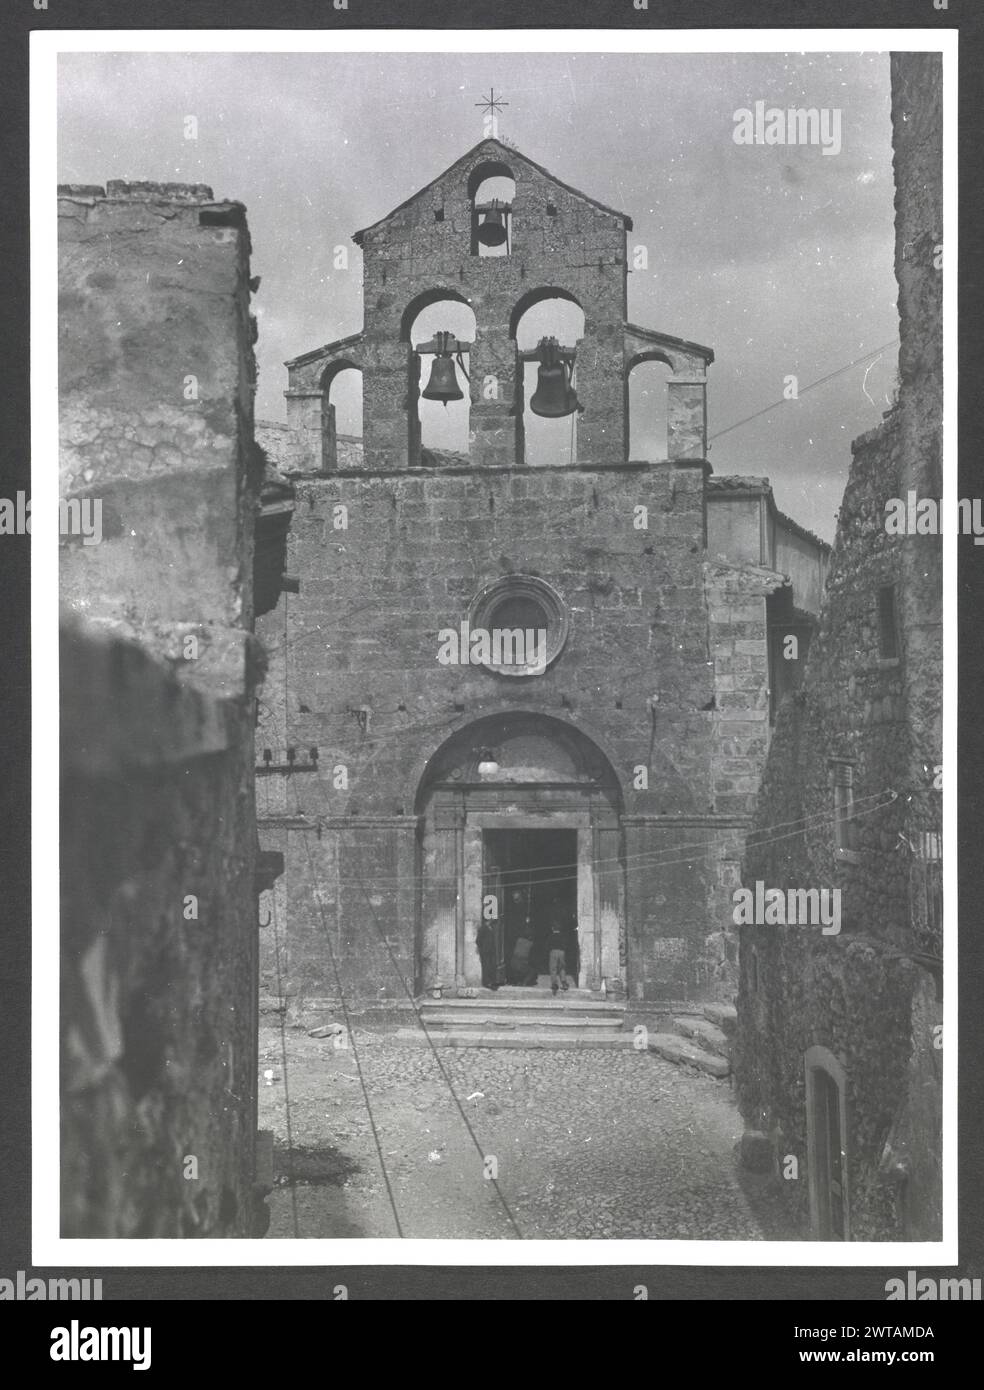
[805,1046,849,1239]
[483,829,579,987]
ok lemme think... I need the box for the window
[878,584,899,660]
[469,575,570,677]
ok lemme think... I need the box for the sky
[57,50,900,542]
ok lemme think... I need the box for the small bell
[530,337,581,418]
[421,331,464,406]
[477,199,508,248]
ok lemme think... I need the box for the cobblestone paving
[259,1024,798,1241]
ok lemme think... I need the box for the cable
[267,787,900,892]
[269,885,301,1239]
[708,338,899,444]
[290,783,523,1238]
[291,817,405,1238]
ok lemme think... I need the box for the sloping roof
[353,137,633,244]
[707,475,831,552]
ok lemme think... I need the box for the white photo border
[32,26,958,1269]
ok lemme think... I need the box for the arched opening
[414,711,624,995]
[805,1046,850,1240]
[468,161,515,258]
[320,361,363,472]
[404,292,476,465]
[627,354,673,462]
[511,290,585,467]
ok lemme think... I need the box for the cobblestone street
[259,1024,801,1241]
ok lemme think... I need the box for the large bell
[477,200,508,248]
[530,338,580,418]
[421,350,464,406]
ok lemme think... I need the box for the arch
[404,294,477,464]
[466,160,515,201]
[626,348,675,375]
[805,1045,850,1240]
[318,360,363,471]
[627,356,672,462]
[512,291,586,467]
[415,709,624,813]
[470,166,516,258]
[414,710,625,994]
[399,287,473,344]
[509,286,583,342]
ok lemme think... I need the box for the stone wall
[256,456,779,1006]
[58,183,265,1236]
[733,53,943,1241]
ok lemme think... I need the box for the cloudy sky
[57,50,900,541]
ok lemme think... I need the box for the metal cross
[475,87,509,119]
[475,87,508,137]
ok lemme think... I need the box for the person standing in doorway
[546,903,569,995]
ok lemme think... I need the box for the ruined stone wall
[256,458,776,1006]
[58,183,263,1236]
[733,52,943,1240]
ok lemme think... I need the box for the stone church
[255,137,829,1012]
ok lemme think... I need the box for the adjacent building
[59,181,290,1236]
[734,53,943,1240]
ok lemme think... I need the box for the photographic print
[36,30,953,1268]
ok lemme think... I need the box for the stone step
[451,985,607,1002]
[420,1011,624,1032]
[395,1027,632,1050]
[647,1033,731,1079]
[672,1015,732,1060]
[419,995,623,1016]
[702,1002,738,1037]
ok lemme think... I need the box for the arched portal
[415,711,625,995]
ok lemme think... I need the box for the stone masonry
[59,182,272,1237]
[255,139,829,1014]
[733,54,943,1241]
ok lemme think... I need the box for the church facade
[255,138,829,1010]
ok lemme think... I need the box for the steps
[397,988,629,1050]
[647,1001,737,1079]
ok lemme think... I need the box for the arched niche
[403,291,477,465]
[320,360,363,471]
[626,352,673,461]
[468,161,515,258]
[511,290,586,467]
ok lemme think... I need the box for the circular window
[469,576,569,677]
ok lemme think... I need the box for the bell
[477,200,508,248]
[530,338,580,418]
[422,349,464,406]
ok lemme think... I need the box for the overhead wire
[290,780,523,1240]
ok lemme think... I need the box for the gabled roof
[353,137,633,244]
